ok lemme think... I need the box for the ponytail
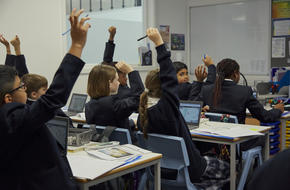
[139,91,149,138]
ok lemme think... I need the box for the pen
[124,155,142,165]
[62,14,89,36]
[137,35,148,41]
[203,54,206,59]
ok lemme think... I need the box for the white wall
[0,0,67,85]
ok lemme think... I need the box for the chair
[204,112,263,190]
[83,125,132,144]
[136,131,197,190]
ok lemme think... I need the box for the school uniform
[103,40,115,63]
[197,80,282,124]
[85,70,144,141]
[137,45,229,188]
[5,54,28,77]
[0,54,84,190]
[178,64,216,100]
[247,149,290,190]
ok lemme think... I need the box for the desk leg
[264,132,270,160]
[230,144,236,190]
[154,161,161,190]
[280,119,286,151]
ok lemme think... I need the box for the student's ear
[31,91,38,99]
[3,94,13,104]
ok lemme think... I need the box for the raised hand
[0,34,11,54]
[115,61,133,74]
[146,28,163,47]
[10,35,21,55]
[195,65,207,82]
[69,8,91,58]
[274,103,284,113]
[108,26,116,41]
[202,55,214,67]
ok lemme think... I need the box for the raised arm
[202,55,216,85]
[103,26,116,63]
[0,34,14,67]
[10,35,28,76]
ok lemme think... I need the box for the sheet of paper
[273,19,290,36]
[272,37,286,58]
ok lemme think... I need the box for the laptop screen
[179,101,202,126]
[46,116,69,156]
[68,93,88,113]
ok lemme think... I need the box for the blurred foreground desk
[191,122,270,190]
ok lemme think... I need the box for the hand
[202,105,210,112]
[202,55,214,67]
[108,26,116,41]
[115,61,133,74]
[195,65,207,82]
[10,35,21,55]
[146,28,163,47]
[0,34,10,47]
[274,103,284,113]
[69,8,91,58]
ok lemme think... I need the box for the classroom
[1,0,290,190]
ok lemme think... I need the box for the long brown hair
[139,69,161,138]
[213,58,239,107]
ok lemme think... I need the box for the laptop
[46,116,69,156]
[179,101,203,130]
[65,93,88,116]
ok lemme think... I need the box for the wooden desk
[191,126,270,190]
[73,153,162,190]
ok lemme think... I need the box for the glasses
[8,82,26,94]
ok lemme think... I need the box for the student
[174,56,216,100]
[0,8,90,190]
[0,34,28,77]
[85,61,144,141]
[101,26,144,99]
[197,58,284,124]
[247,149,290,190]
[138,28,229,189]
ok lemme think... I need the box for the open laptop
[46,116,69,156]
[65,93,87,116]
[179,101,203,130]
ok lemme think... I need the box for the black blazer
[197,80,282,123]
[137,44,207,183]
[178,64,216,100]
[5,54,28,77]
[103,40,115,63]
[0,54,84,190]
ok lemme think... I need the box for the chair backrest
[204,112,238,124]
[83,125,132,144]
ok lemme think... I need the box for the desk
[191,126,270,190]
[72,153,162,190]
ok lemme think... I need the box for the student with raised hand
[197,58,283,124]
[85,60,144,142]
[0,8,90,190]
[0,34,28,77]
[103,26,116,63]
[138,28,229,189]
[175,55,216,100]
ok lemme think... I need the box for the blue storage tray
[270,141,280,149]
[270,147,280,155]
[270,134,280,142]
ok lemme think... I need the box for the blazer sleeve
[204,64,216,85]
[246,88,282,123]
[127,70,145,95]
[103,40,115,63]
[4,54,16,67]
[188,81,203,100]
[15,55,29,77]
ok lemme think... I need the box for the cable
[239,72,248,86]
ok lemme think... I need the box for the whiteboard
[190,0,271,75]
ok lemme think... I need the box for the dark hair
[0,65,18,106]
[87,64,116,98]
[102,61,122,73]
[139,69,161,138]
[173,61,188,73]
[21,74,48,98]
[213,58,239,107]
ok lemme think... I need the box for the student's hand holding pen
[202,55,214,67]
[146,28,163,47]
[116,61,133,74]
[274,103,284,113]
[69,8,91,58]
[108,26,116,41]
[195,65,207,82]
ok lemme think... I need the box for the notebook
[179,101,202,130]
[65,93,87,116]
[46,116,69,156]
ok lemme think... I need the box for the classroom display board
[190,0,271,75]
[271,0,290,67]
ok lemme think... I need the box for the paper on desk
[70,112,86,120]
[191,121,267,138]
[67,154,124,180]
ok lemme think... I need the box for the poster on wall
[272,37,286,58]
[272,0,290,19]
[171,33,185,50]
[273,19,290,36]
[159,25,170,49]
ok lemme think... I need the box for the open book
[67,144,151,180]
